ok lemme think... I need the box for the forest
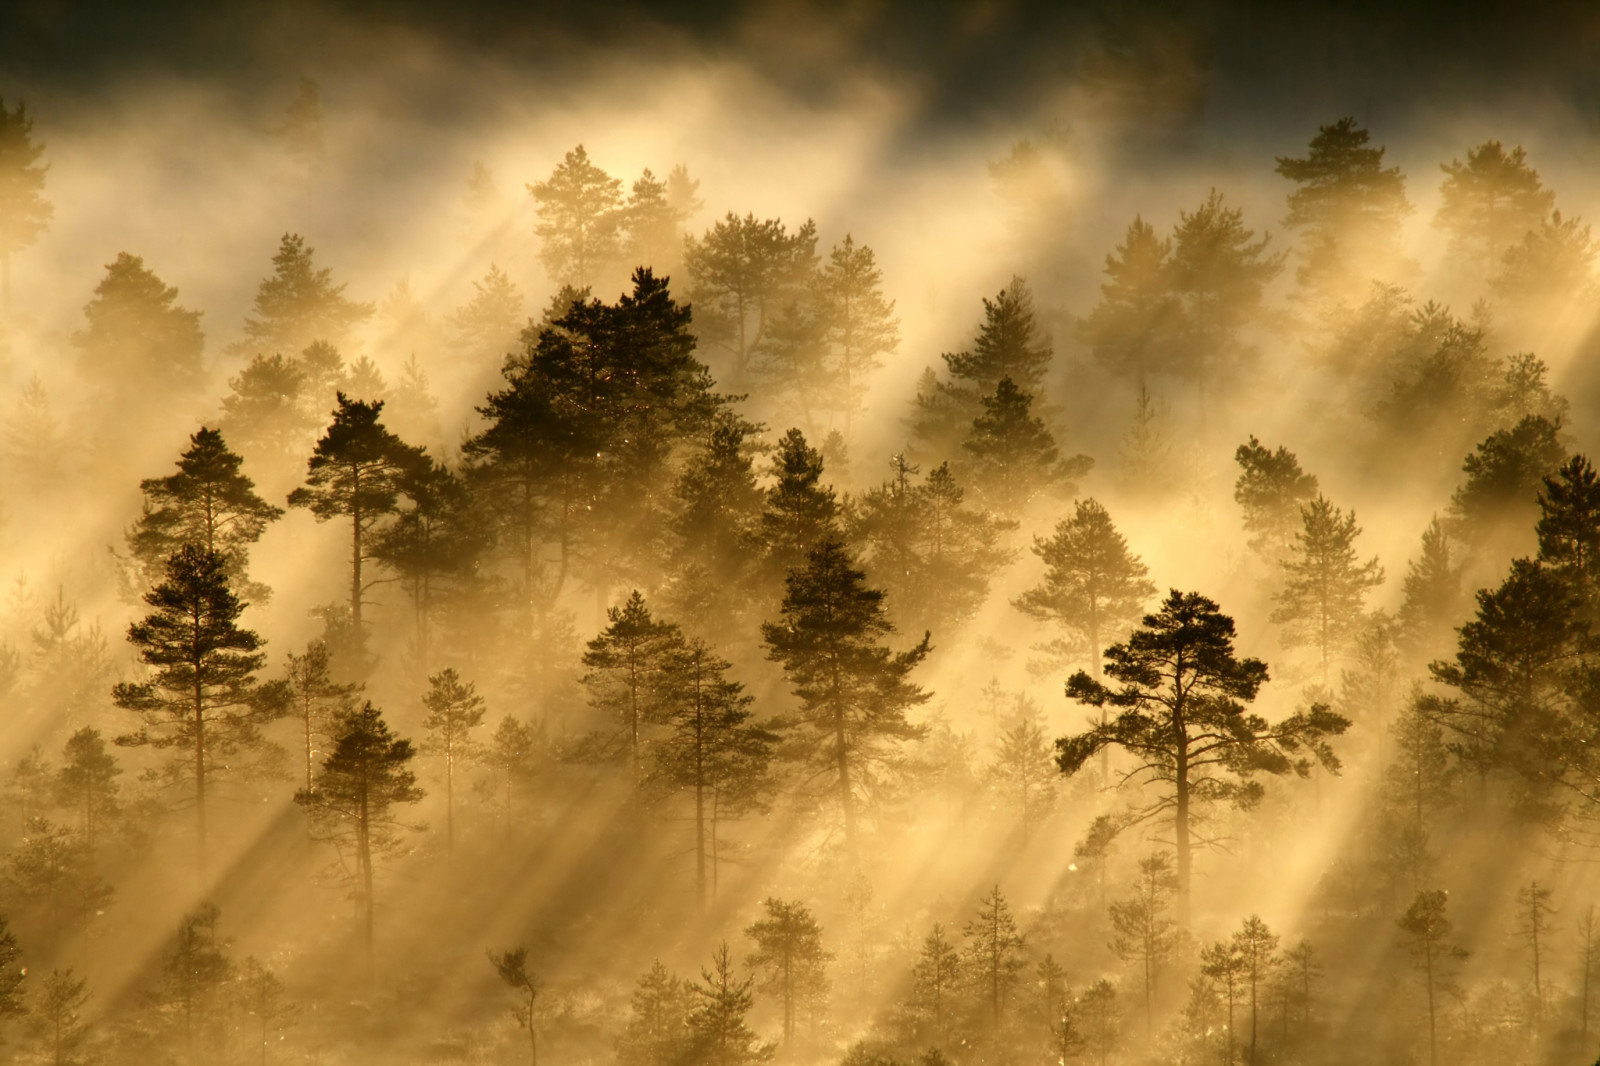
[2,3,1600,1065]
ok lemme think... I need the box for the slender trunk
[1424,943,1437,1066]
[2,251,10,321]
[1249,974,1258,1065]
[445,744,455,859]
[195,651,207,881]
[359,787,374,985]
[694,660,707,908]
[830,654,857,861]
[782,955,793,1043]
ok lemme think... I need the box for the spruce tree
[73,253,205,394]
[112,545,281,876]
[294,703,423,981]
[1079,217,1178,383]
[689,943,772,1066]
[1061,591,1346,923]
[1435,141,1555,280]
[288,394,426,636]
[242,233,373,354]
[746,899,831,1045]
[127,427,285,599]
[762,538,931,856]
[1398,518,1466,657]
[759,428,841,583]
[963,377,1090,513]
[1013,497,1155,679]
[420,668,486,857]
[962,885,1026,1027]
[529,145,624,289]
[0,97,52,319]
[1270,495,1385,686]
[617,961,695,1066]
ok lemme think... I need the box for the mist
[1,2,1600,1065]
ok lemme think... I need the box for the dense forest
[3,5,1600,1065]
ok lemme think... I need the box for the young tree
[8,818,111,959]
[1515,879,1555,1038]
[479,715,546,834]
[1013,497,1155,680]
[73,253,205,394]
[0,98,52,318]
[1080,217,1178,383]
[160,903,233,1064]
[1060,591,1347,924]
[1435,141,1556,281]
[490,947,542,1066]
[1109,852,1177,1034]
[113,545,282,876]
[581,591,683,777]
[617,961,695,1066]
[288,394,426,636]
[53,728,120,859]
[1076,980,1119,1066]
[1233,436,1320,563]
[1398,518,1467,657]
[746,898,831,1045]
[963,885,1026,1027]
[1275,117,1411,297]
[1577,904,1599,1039]
[294,703,424,981]
[237,956,296,1066]
[963,377,1090,513]
[652,639,775,904]
[762,538,931,857]
[1199,939,1246,1066]
[1231,916,1279,1066]
[283,640,360,793]
[759,428,842,584]
[127,427,285,599]
[529,145,623,289]
[910,924,961,1038]
[1397,890,1469,1066]
[988,704,1056,842]
[241,233,373,353]
[421,668,486,856]
[1384,694,1459,834]
[813,235,899,432]
[1270,496,1385,686]
[29,968,89,1066]
[449,264,525,368]
[690,942,773,1066]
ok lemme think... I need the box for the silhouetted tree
[1537,454,1600,613]
[288,394,426,636]
[1233,436,1320,563]
[617,961,695,1066]
[242,233,373,354]
[1109,852,1177,1034]
[490,947,542,1066]
[73,253,204,394]
[160,903,233,1064]
[1080,217,1177,382]
[450,264,525,369]
[127,428,285,600]
[762,538,931,857]
[1060,591,1347,923]
[0,97,52,318]
[529,145,623,289]
[421,669,486,856]
[8,817,110,959]
[746,899,831,1045]
[1398,518,1467,657]
[963,378,1089,513]
[113,546,281,875]
[1446,414,1565,555]
[1270,496,1384,686]
[1230,916,1278,1066]
[910,924,961,1039]
[759,428,842,584]
[686,213,817,384]
[53,728,119,860]
[1275,117,1411,297]
[1077,980,1118,1066]
[1385,694,1459,834]
[1199,938,1246,1065]
[1014,497,1154,680]
[1435,141,1555,281]
[962,885,1025,1027]
[581,592,683,777]
[814,235,899,432]
[294,703,423,980]
[665,412,766,629]
[221,354,318,463]
[689,942,773,1066]
[1397,890,1469,1066]
[624,166,699,275]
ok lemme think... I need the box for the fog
[1,3,1599,1065]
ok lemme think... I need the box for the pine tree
[238,956,296,1066]
[1435,141,1556,281]
[624,166,698,276]
[1109,852,1177,1035]
[283,640,359,793]
[617,961,695,1066]
[814,235,899,432]
[746,899,831,1045]
[987,702,1055,842]
[72,253,205,394]
[580,591,683,776]
[5,374,66,505]
[685,213,817,384]
[1577,905,1600,1039]
[29,967,89,1066]
[529,145,624,289]
[1270,495,1385,686]
[0,98,51,318]
[273,77,323,170]
[762,538,931,857]
[1061,591,1346,924]
[52,728,120,858]
[112,545,282,876]
[294,703,423,981]
[1446,414,1565,554]
[759,428,841,583]
[1230,916,1279,1066]
[665,412,766,629]
[1014,497,1155,680]
[8,817,111,959]
[1077,980,1118,1066]
[1494,210,1596,309]
[1514,879,1555,1039]
[449,264,525,368]
[1398,518,1467,657]
[1275,117,1411,297]
[1234,436,1320,562]
[910,924,961,1038]
[690,942,773,1066]
[127,428,285,600]
[288,394,426,636]
[1537,453,1600,611]
[221,353,318,463]
[1397,890,1469,1066]
[242,233,373,354]
[479,715,546,835]
[421,668,486,857]
[651,639,774,904]
[962,885,1026,1027]
[963,377,1090,513]
[490,947,542,1066]
[1384,693,1459,833]
[1080,217,1178,382]
[160,903,233,1063]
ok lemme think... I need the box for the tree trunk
[694,661,707,909]
[351,469,364,634]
